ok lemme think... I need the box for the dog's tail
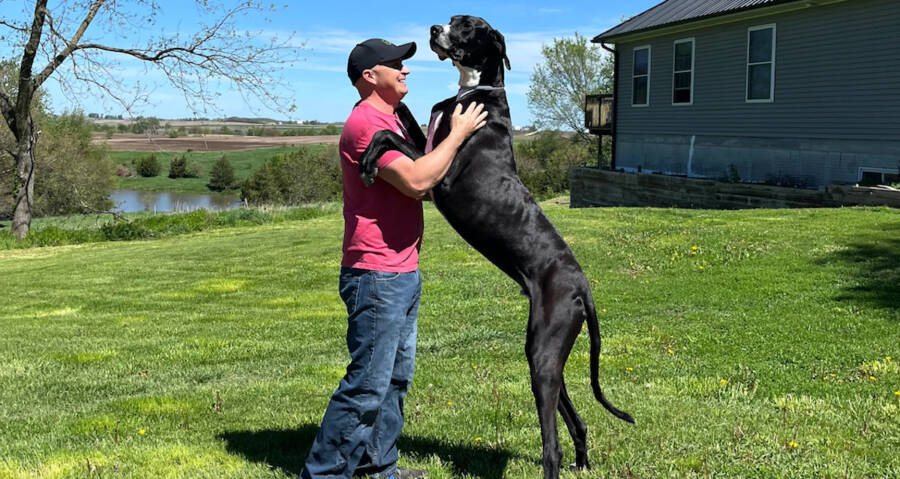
[584,293,635,424]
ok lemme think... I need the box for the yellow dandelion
[474,437,482,442]
[626,367,633,372]
[699,265,704,270]
[870,376,877,381]
[601,308,607,313]
[472,365,478,370]
[692,245,698,251]
[894,391,900,397]
[667,348,674,355]
[139,429,146,435]
[720,379,728,385]
[788,441,798,448]
[447,401,453,406]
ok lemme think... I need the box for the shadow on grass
[220,423,516,478]
[822,224,900,313]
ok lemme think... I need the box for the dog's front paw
[359,143,380,187]
[360,167,378,186]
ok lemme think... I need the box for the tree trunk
[11,123,35,240]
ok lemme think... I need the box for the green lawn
[110,146,325,194]
[1,202,898,478]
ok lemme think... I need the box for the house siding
[610,0,900,186]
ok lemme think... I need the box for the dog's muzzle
[430,24,451,60]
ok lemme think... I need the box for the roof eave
[593,0,845,44]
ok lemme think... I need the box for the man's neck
[362,91,398,115]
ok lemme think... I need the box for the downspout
[600,41,618,170]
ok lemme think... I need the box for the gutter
[600,42,617,171]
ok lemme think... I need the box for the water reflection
[111,190,242,213]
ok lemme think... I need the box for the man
[300,38,486,479]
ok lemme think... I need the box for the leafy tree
[1,111,114,219]
[527,33,613,145]
[0,1,297,239]
[208,156,236,191]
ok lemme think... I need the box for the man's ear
[361,68,378,85]
[490,29,511,70]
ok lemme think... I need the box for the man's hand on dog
[449,102,488,140]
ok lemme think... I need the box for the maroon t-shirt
[339,101,423,272]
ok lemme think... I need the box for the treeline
[91,120,343,137]
[245,125,342,137]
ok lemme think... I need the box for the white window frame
[746,24,776,103]
[632,45,651,107]
[672,38,695,106]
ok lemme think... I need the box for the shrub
[185,163,202,178]
[513,132,591,198]
[208,156,236,191]
[100,221,152,241]
[241,161,284,204]
[136,154,161,177]
[241,146,341,205]
[168,154,187,178]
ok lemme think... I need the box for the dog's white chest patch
[454,61,482,88]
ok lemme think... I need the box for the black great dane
[359,15,634,479]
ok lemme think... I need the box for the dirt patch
[93,133,339,152]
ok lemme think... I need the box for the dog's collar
[457,85,504,100]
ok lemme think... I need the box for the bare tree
[0,0,298,239]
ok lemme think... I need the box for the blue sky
[1,1,660,126]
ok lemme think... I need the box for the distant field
[93,133,339,152]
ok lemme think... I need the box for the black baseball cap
[347,38,417,85]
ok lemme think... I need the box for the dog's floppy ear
[490,29,511,70]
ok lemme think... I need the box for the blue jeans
[301,267,422,479]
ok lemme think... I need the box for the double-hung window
[673,38,694,105]
[747,24,776,102]
[632,46,650,106]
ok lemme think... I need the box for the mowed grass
[0,202,898,478]
[109,146,324,194]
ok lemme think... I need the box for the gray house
[592,0,900,188]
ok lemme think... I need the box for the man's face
[368,59,410,102]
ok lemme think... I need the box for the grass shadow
[821,223,900,314]
[220,423,516,478]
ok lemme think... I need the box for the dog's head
[430,16,510,85]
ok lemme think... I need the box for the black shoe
[388,468,428,479]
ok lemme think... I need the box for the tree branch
[32,0,107,88]
[0,20,28,33]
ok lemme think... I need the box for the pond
[110,190,242,213]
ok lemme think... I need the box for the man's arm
[380,102,486,199]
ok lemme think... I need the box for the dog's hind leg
[527,294,583,479]
[558,379,590,470]
[527,339,563,479]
